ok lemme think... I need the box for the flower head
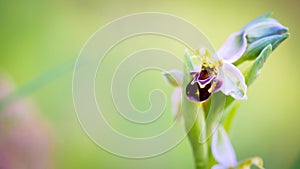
[186,12,288,103]
[162,12,288,119]
[185,49,220,102]
[186,47,247,103]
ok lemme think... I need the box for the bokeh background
[0,0,299,169]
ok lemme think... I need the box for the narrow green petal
[161,69,183,87]
[184,49,194,72]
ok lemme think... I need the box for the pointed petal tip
[283,32,290,38]
[184,49,194,71]
[184,48,190,56]
[264,11,273,17]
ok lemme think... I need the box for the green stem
[182,50,208,169]
[182,99,208,169]
[182,74,208,168]
[0,59,75,111]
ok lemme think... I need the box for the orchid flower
[163,12,288,107]
[186,12,288,103]
[185,47,247,103]
[162,45,247,117]
[211,126,264,169]
[162,12,288,169]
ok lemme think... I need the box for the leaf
[0,59,75,111]
[222,101,241,132]
[290,152,300,169]
[202,92,226,143]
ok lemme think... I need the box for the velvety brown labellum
[186,79,212,102]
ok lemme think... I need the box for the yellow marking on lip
[208,86,213,93]
[199,83,207,88]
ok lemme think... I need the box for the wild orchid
[162,12,288,169]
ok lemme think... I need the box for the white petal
[217,31,247,63]
[220,62,247,100]
[211,164,227,169]
[211,126,238,167]
[171,87,182,120]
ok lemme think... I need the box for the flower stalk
[182,51,208,169]
[162,12,288,169]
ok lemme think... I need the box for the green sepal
[161,70,183,87]
[235,33,288,65]
[244,45,272,86]
[241,12,273,31]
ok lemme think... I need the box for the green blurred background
[0,0,299,168]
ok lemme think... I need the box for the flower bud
[236,33,288,64]
[246,20,288,43]
[229,12,289,65]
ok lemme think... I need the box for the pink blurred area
[0,73,53,169]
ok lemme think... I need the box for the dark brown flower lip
[186,68,217,103]
[186,78,213,103]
